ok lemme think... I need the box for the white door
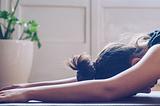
[13,0,90,82]
[91,0,160,59]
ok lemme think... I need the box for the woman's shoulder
[142,44,160,67]
[148,44,160,55]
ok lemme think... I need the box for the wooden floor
[152,84,160,91]
[151,80,160,91]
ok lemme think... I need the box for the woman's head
[66,33,150,81]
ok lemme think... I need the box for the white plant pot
[0,40,34,88]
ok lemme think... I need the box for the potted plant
[0,0,41,88]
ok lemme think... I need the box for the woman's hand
[0,88,29,103]
[0,83,30,91]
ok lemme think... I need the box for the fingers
[0,86,10,91]
[0,89,28,103]
[0,85,18,91]
[0,98,5,103]
[0,91,7,103]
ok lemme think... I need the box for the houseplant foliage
[0,0,41,48]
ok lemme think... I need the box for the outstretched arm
[1,45,160,102]
[0,77,77,91]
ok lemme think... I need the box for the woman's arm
[1,45,160,102]
[105,44,160,100]
[25,77,77,87]
[0,80,112,102]
[0,77,77,91]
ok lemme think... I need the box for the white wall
[0,0,10,12]
[91,0,160,59]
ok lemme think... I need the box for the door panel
[91,0,160,59]
[13,0,90,82]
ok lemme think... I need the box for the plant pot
[0,40,34,88]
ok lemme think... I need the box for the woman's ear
[131,58,141,66]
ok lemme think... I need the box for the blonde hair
[128,33,150,59]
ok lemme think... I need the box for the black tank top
[148,29,160,48]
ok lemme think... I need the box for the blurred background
[1,0,160,90]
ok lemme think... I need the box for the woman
[0,30,159,102]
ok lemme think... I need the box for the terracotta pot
[0,40,34,88]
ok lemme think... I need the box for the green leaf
[38,41,42,48]
[10,28,15,33]
[18,19,25,26]
[18,23,22,26]
[17,20,26,27]
[31,20,39,27]
[6,27,13,32]
[3,0,19,39]
[0,25,4,39]
[21,20,25,24]
[31,33,36,41]
[0,11,9,19]
[30,32,41,48]
[27,21,32,26]
[7,15,17,25]
[24,29,32,35]
[28,27,38,33]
